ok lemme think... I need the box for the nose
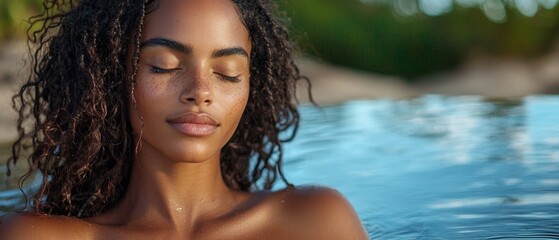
[180,70,213,105]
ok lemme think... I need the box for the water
[282,95,559,239]
[1,95,558,239]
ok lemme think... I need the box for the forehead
[141,0,250,49]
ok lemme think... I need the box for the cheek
[224,83,250,124]
[228,99,247,121]
[134,74,174,109]
[136,75,161,99]
[129,75,169,129]
[234,83,250,113]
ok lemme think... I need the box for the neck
[103,145,244,228]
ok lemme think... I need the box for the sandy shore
[0,41,28,143]
[2,40,559,142]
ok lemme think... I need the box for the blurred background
[2,2,559,238]
[1,0,559,138]
[276,0,559,103]
[281,0,559,79]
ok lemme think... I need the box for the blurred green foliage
[1,0,558,79]
[0,0,42,40]
[277,0,559,79]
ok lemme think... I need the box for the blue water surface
[282,95,559,240]
[1,95,558,239]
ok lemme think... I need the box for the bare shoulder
[0,212,94,240]
[269,186,369,240]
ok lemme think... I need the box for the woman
[1,0,368,239]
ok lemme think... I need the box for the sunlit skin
[0,0,368,239]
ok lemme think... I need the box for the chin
[168,143,220,163]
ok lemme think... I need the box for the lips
[167,113,219,136]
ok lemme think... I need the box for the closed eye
[151,66,180,74]
[215,73,241,83]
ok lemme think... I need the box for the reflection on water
[1,95,558,239]
[282,95,559,239]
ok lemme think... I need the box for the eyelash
[150,66,241,83]
[216,73,241,83]
[150,66,177,74]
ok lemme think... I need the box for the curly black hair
[7,0,312,218]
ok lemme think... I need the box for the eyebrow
[212,47,249,59]
[140,37,249,59]
[141,38,191,54]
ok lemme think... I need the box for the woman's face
[129,0,251,163]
